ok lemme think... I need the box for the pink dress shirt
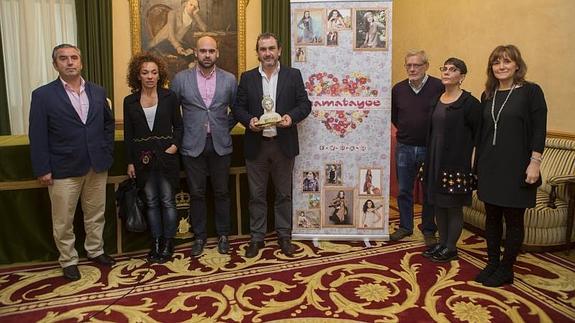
[196,67,217,133]
[61,78,89,124]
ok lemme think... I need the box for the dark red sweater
[391,76,444,146]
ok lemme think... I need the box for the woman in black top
[124,53,183,263]
[475,45,547,287]
[422,58,481,263]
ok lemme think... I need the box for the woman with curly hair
[124,52,183,263]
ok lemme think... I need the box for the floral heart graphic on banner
[305,72,379,137]
[312,109,371,138]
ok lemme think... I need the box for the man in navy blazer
[29,44,116,281]
[233,33,311,258]
[171,36,237,256]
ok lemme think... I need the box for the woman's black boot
[482,266,514,287]
[159,238,174,263]
[474,263,499,284]
[147,238,162,263]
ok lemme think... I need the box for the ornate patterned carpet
[1,209,575,322]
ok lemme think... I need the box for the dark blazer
[233,66,311,160]
[29,79,114,179]
[123,88,183,189]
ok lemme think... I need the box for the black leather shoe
[190,239,205,257]
[431,247,458,263]
[89,253,116,267]
[62,265,81,281]
[474,263,499,284]
[483,267,514,287]
[422,244,443,259]
[278,238,295,257]
[218,236,230,254]
[245,240,265,258]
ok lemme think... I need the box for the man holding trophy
[233,32,311,258]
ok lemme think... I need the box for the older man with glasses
[390,50,444,246]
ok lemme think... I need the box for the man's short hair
[256,32,282,51]
[405,49,428,64]
[52,44,81,62]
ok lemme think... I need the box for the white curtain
[0,0,77,135]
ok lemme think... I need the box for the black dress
[426,101,471,207]
[477,83,547,208]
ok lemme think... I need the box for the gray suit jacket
[171,66,237,157]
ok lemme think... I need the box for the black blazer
[233,66,311,160]
[123,88,183,188]
[29,79,114,179]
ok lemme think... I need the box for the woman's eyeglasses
[439,66,459,73]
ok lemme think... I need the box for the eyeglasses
[439,66,459,73]
[405,63,425,69]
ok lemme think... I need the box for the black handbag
[116,179,147,232]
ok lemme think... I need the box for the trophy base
[255,119,281,127]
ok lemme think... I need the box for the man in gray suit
[171,36,237,256]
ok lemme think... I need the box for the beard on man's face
[198,59,215,69]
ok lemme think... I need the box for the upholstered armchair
[464,137,575,251]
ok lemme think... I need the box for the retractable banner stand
[291,0,392,243]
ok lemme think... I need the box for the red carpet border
[1,229,574,322]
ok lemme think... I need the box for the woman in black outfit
[124,53,183,263]
[422,58,481,263]
[475,45,547,287]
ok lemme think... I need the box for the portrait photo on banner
[293,8,326,46]
[357,196,384,229]
[302,171,320,192]
[324,163,343,186]
[326,8,351,31]
[322,187,355,228]
[359,167,382,196]
[131,0,240,79]
[295,46,307,62]
[353,8,388,51]
[307,194,320,209]
[296,209,320,229]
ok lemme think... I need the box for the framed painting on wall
[129,0,248,80]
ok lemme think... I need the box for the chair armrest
[547,174,575,186]
[547,175,575,209]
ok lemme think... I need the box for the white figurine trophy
[255,95,282,127]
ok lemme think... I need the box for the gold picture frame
[128,0,248,78]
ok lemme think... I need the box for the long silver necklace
[490,84,516,146]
